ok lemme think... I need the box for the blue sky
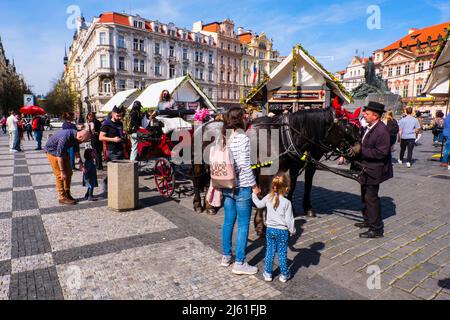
[0,0,449,95]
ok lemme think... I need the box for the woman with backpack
[216,107,259,276]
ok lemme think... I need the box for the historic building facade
[238,30,280,101]
[65,12,218,113]
[0,35,19,114]
[374,22,450,113]
[335,54,368,92]
[193,19,243,109]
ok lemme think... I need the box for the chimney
[192,21,203,32]
[237,27,244,35]
[408,28,418,35]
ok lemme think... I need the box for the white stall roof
[101,89,138,112]
[127,75,216,111]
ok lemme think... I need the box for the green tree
[0,71,32,115]
[42,74,78,116]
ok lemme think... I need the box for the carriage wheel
[154,158,175,198]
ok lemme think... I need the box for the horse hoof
[307,210,317,218]
[206,209,217,215]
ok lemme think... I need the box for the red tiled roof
[202,22,220,32]
[238,33,252,44]
[383,21,450,52]
[99,12,131,26]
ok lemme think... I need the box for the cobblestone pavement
[0,131,448,300]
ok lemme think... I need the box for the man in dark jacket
[356,102,393,239]
[129,101,143,161]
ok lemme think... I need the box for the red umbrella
[19,106,46,115]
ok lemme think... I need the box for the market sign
[270,90,325,102]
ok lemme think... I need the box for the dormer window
[133,20,145,30]
[154,25,159,33]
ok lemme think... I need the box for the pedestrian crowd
[1,98,449,284]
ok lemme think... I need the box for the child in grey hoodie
[252,173,296,283]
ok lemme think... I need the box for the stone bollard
[107,160,139,211]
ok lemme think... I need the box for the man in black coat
[356,102,393,238]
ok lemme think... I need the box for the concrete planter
[107,160,139,211]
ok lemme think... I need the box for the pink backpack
[209,133,236,189]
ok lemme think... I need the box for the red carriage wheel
[154,158,175,198]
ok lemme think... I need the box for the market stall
[244,44,352,115]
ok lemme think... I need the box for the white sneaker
[232,262,258,275]
[398,159,403,164]
[220,256,232,267]
[407,162,411,168]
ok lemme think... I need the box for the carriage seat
[156,116,192,134]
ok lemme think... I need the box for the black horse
[192,107,361,236]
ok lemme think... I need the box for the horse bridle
[280,113,354,162]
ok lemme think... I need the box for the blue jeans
[222,187,253,263]
[34,130,43,149]
[68,147,75,168]
[442,136,450,164]
[130,133,139,161]
[265,227,290,278]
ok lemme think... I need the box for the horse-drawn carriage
[104,109,205,198]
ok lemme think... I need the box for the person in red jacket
[32,115,44,150]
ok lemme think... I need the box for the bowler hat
[364,101,386,115]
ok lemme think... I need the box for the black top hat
[364,101,386,115]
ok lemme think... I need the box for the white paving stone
[34,184,87,208]
[28,165,53,174]
[12,209,40,218]
[0,275,10,300]
[0,160,14,166]
[0,219,11,261]
[0,167,13,175]
[0,176,12,189]
[0,192,12,212]
[31,174,57,187]
[43,206,178,251]
[56,237,282,300]
[11,253,54,274]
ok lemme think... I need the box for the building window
[133,20,144,29]
[170,65,176,78]
[244,74,248,86]
[134,59,139,72]
[418,62,424,72]
[154,25,159,33]
[170,45,175,58]
[118,35,125,48]
[119,57,125,70]
[405,64,410,75]
[227,57,230,66]
[259,52,264,59]
[228,90,231,99]
[227,72,231,82]
[183,66,188,76]
[183,48,188,60]
[209,52,213,64]
[139,39,145,52]
[100,54,108,68]
[221,71,224,82]
[396,66,401,76]
[103,80,111,93]
[234,90,237,100]
[155,43,160,55]
[99,32,107,45]
[228,44,231,51]
[416,84,423,96]
[234,73,238,83]
[403,85,409,98]
[208,70,213,81]
[134,81,140,89]
[155,62,161,76]
[388,67,393,77]
[133,39,139,51]
[118,80,126,91]
[140,60,145,73]
[220,56,224,65]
